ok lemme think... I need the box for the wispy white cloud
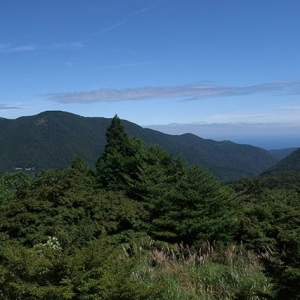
[45,80,300,104]
[48,42,86,49]
[0,42,85,53]
[104,61,160,69]
[129,6,156,17]
[0,104,21,110]
[208,112,275,123]
[94,5,155,35]
[0,44,36,53]
[96,20,127,34]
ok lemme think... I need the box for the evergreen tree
[95,115,144,192]
[70,155,90,174]
[100,114,135,158]
[134,145,238,245]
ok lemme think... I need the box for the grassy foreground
[123,240,273,299]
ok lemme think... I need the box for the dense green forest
[0,110,278,181]
[0,115,300,299]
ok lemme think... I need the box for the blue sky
[1,0,300,149]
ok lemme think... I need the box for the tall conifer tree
[95,115,143,191]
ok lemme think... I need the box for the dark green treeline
[0,115,300,299]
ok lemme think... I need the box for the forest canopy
[0,115,300,299]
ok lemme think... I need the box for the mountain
[252,148,300,190]
[0,111,278,181]
[268,147,298,160]
[265,148,300,173]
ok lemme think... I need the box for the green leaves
[0,166,144,250]
[4,116,300,298]
[0,237,165,299]
[95,116,145,192]
[0,171,32,206]
[95,116,238,246]
[144,161,238,245]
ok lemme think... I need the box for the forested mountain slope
[266,148,300,173]
[253,148,300,189]
[268,147,298,160]
[0,110,278,180]
[0,115,299,299]
[233,148,300,190]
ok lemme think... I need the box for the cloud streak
[0,104,21,110]
[45,80,300,104]
[48,42,85,49]
[0,44,36,53]
[96,20,128,34]
[129,6,156,17]
[0,42,85,53]
[104,61,160,69]
[94,5,155,35]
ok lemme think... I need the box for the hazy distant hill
[250,148,300,190]
[265,148,300,173]
[0,111,278,180]
[268,147,298,160]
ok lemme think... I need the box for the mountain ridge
[265,148,300,173]
[0,110,278,180]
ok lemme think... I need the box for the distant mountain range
[266,148,300,173]
[251,148,300,190]
[0,111,284,181]
[268,148,298,161]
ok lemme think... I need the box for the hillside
[265,148,300,173]
[254,148,300,189]
[235,148,300,190]
[268,147,298,160]
[0,111,278,180]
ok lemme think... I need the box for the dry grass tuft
[125,240,273,299]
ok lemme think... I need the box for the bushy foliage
[233,178,300,299]
[0,237,165,299]
[0,166,144,249]
[0,116,300,298]
[138,152,238,245]
[95,116,238,245]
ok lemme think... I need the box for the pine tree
[95,115,144,192]
[70,155,90,174]
[103,114,129,155]
[134,145,238,245]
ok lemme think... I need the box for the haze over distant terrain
[1,1,300,148]
[0,111,279,181]
[146,123,300,150]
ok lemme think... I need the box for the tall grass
[126,241,273,299]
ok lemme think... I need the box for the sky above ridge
[1,0,300,149]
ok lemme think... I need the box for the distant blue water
[146,124,300,150]
[220,135,300,150]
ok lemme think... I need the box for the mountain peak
[0,111,278,180]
